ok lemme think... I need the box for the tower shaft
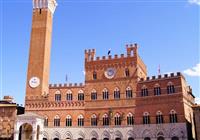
[25,0,57,102]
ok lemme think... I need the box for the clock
[29,77,40,88]
[104,68,116,79]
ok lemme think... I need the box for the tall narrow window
[54,115,60,127]
[91,114,98,126]
[78,90,84,101]
[93,71,97,80]
[66,90,73,101]
[103,88,109,100]
[44,117,48,127]
[141,86,148,97]
[125,68,130,77]
[143,112,150,124]
[91,89,97,100]
[154,84,161,96]
[126,87,133,98]
[103,114,109,126]
[55,91,61,101]
[114,113,121,126]
[66,115,72,127]
[170,110,177,123]
[127,113,134,125]
[114,87,120,99]
[78,115,84,126]
[167,82,175,94]
[156,111,163,124]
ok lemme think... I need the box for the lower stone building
[0,96,24,140]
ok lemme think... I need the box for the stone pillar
[14,130,19,140]
[32,130,37,140]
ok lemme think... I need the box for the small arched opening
[19,123,33,140]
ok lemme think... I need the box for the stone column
[32,130,37,140]
[14,130,19,140]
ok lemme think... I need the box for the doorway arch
[19,123,33,140]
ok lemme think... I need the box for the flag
[158,65,161,74]
[108,48,111,55]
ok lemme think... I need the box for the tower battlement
[139,72,183,82]
[49,83,85,89]
[85,44,138,63]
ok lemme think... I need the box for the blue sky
[0,0,199,105]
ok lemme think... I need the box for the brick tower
[25,0,57,106]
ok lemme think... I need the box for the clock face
[29,77,40,88]
[104,68,116,79]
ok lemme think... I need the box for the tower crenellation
[126,43,138,57]
[33,0,57,14]
[139,72,182,82]
[85,44,139,63]
[85,49,96,61]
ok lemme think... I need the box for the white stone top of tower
[33,0,57,14]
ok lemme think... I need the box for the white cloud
[195,97,200,104]
[183,63,200,77]
[188,0,200,5]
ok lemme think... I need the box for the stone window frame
[55,90,61,102]
[66,90,73,101]
[78,90,84,101]
[114,87,120,99]
[114,113,121,126]
[127,112,134,125]
[78,114,84,127]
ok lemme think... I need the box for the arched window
[78,115,84,126]
[126,87,133,98]
[171,136,179,140]
[114,113,121,126]
[128,138,134,140]
[91,89,97,100]
[66,115,72,127]
[103,88,109,100]
[54,115,60,127]
[66,90,73,101]
[141,85,148,97]
[125,68,130,77]
[103,114,109,126]
[78,90,84,101]
[167,82,175,94]
[156,111,163,124]
[127,112,134,125]
[114,87,120,99]
[55,91,61,101]
[143,112,150,124]
[93,71,97,80]
[154,84,161,95]
[170,110,177,123]
[91,114,97,126]
[144,138,151,140]
[44,116,48,127]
